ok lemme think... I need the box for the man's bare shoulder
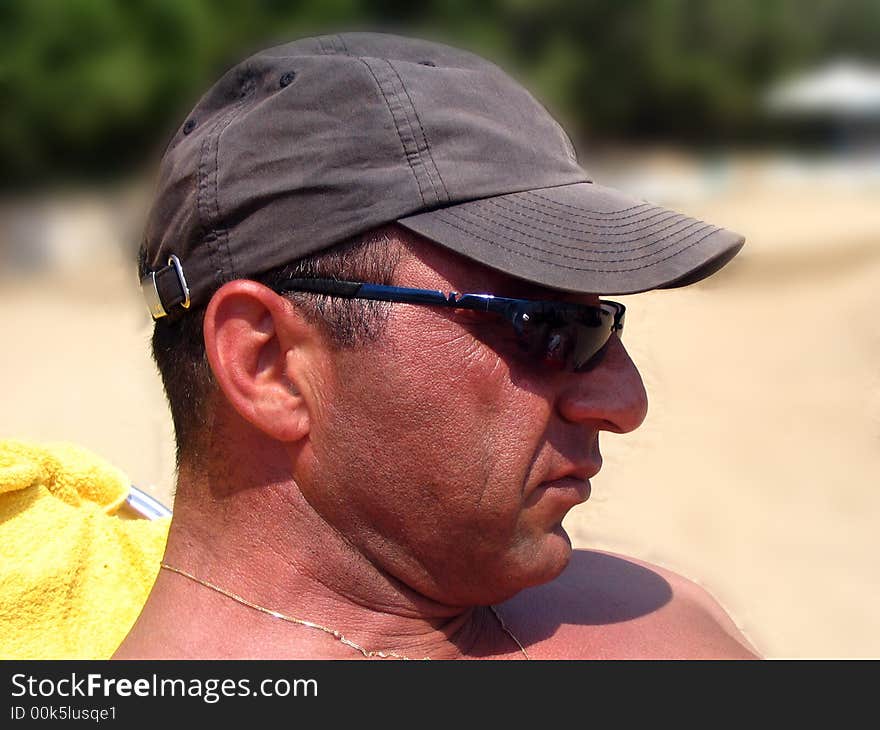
[499,548,760,659]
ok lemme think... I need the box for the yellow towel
[0,439,170,659]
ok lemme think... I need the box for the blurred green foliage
[2,0,878,187]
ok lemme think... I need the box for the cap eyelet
[279,71,296,88]
[182,119,197,135]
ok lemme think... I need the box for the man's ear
[203,280,318,443]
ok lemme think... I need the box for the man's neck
[114,470,513,660]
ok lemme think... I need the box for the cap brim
[396,182,744,295]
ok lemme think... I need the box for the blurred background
[1,0,877,658]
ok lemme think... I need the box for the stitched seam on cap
[335,34,352,55]
[483,197,685,232]
[197,107,238,287]
[318,34,348,55]
[424,214,723,273]
[388,60,449,203]
[525,190,650,217]
[499,194,665,224]
[438,206,720,263]
[442,206,712,259]
[374,59,443,204]
[474,201,698,249]
[358,58,428,206]
[383,61,443,203]
[317,36,331,54]
[208,80,255,281]
[478,199,697,246]
[456,205,714,262]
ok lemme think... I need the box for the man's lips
[542,476,591,499]
[525,476,592,509]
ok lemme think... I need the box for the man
[116,32,757,659]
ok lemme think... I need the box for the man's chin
[552,520,574,548]
[537,523,575,580]
[493,527,574,601]
[424,529,576,606]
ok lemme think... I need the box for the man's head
[138,32,742,603]
[140,32,743,315]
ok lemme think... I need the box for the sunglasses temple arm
[280,279,453,306]
[279,279,364,297]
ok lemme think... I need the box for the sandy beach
[2,154,877,658]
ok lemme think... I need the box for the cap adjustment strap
[141,254,191,319]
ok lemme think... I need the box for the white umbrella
[765,59,880,118]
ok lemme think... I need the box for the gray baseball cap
[140,32,744,319]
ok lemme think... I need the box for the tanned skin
[115,234,758,660]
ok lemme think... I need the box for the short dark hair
[141,225,404,463]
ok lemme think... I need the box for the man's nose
[556,335,648,433]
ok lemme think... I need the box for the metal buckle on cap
[141,254,191,319]
[142,270,167,319]
[168,254,191,310]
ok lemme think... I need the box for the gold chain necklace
[160,562,530,660]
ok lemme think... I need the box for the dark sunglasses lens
[572,305,618,370]
[570,324,614,370]
[517,306,615,371]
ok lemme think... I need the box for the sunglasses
[277,278,625,371]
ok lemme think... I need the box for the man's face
[296,236,648,607]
